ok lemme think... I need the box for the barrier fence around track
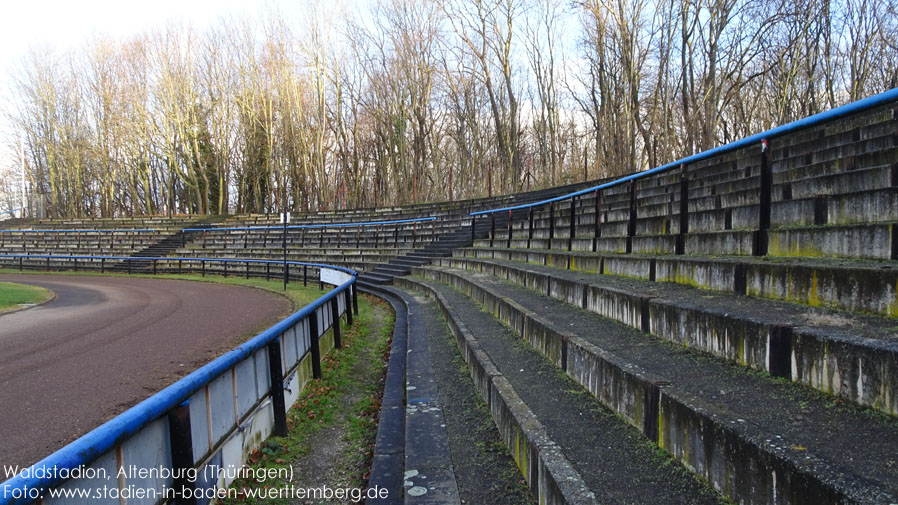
[0,254,358,505]
[181,216,440,250]
[469,86,898,255]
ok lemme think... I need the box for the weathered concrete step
[404,268,898,505]
[428,256,898,416]
[390,257,432,268]
[457,247,898,319]
[394,278,723,505]
[374,265,411,277]
[359,273,393,285]
[377,285,535,505]
[489,223,898,260]
[391,286,462,504]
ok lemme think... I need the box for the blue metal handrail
[0,254,356,274]
[471,87,898,216]
[0,254,357,504]
[183,216,437,233]
[0,228,158,233]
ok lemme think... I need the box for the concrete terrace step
[427,256,898,416]
[457,247,898,318]
[393,277,724,505]
[399,267,898,505]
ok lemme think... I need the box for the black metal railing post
[677,164,690,255]
[352,284,359,316]
[167,401,197,505]
[267,339,289,437]
[309,311,322,379]
[507,210,513,249]
[756,139,772,256]
[593,190,601,252]
[527,207,534,249]
[548,202,555,250]
[569,197,576,251]
[331,297,342,349]
[490,215,495,247]
[471,216,476,243]
[344,289,353,325]
[627,181,637,253]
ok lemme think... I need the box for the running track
[0,274,292,469]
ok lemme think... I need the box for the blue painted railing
[0,254,358,505]
[182,216,436,232]
[471,87,898,217]
[467,87,898,255]
[0,228,157,233]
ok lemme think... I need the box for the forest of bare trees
[2,0,896,218]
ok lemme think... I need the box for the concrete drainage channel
[360,282,461,504]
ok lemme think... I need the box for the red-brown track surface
[0,274,292,469]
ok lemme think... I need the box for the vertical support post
[201,260,205,277]
[267,339,289,437]
[344,289,353,325]
[527,207,534,249]
[266,262,270,281]
[627,181,637,254]
[677,164,689,255]
[331,297,342,349]
[223,261,228,278]
[127,258,131,274]
[756,139,772,256]
[178,259,182,275]
[182,230,185,248]
[101,258,105,274]
[507,210,513,249]
[308,311,322,379]
[153,259,157,275]
[303,265,308,286]
[46,257,50,272]
[569,197,576,251]
[246,261,251,279]
[548,202,555,250]
[352,284,359,316]
[489,215,495,248]
[593,189,601,252]
[471,215,476,243]
[167,401,197,505]
[283,212,288,291]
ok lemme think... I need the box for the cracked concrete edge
[395,276,596,505]
[359,283,407,505]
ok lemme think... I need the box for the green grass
[220,295,394,505]
[0,281,53,311]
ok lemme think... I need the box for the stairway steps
[393,278,725,504]
[400,267,898,504]
[428,256,898,416]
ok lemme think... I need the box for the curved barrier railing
[182,216,436,232]
[182,216,440,250]
[0,254,358,505]
[469,87,898,254]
